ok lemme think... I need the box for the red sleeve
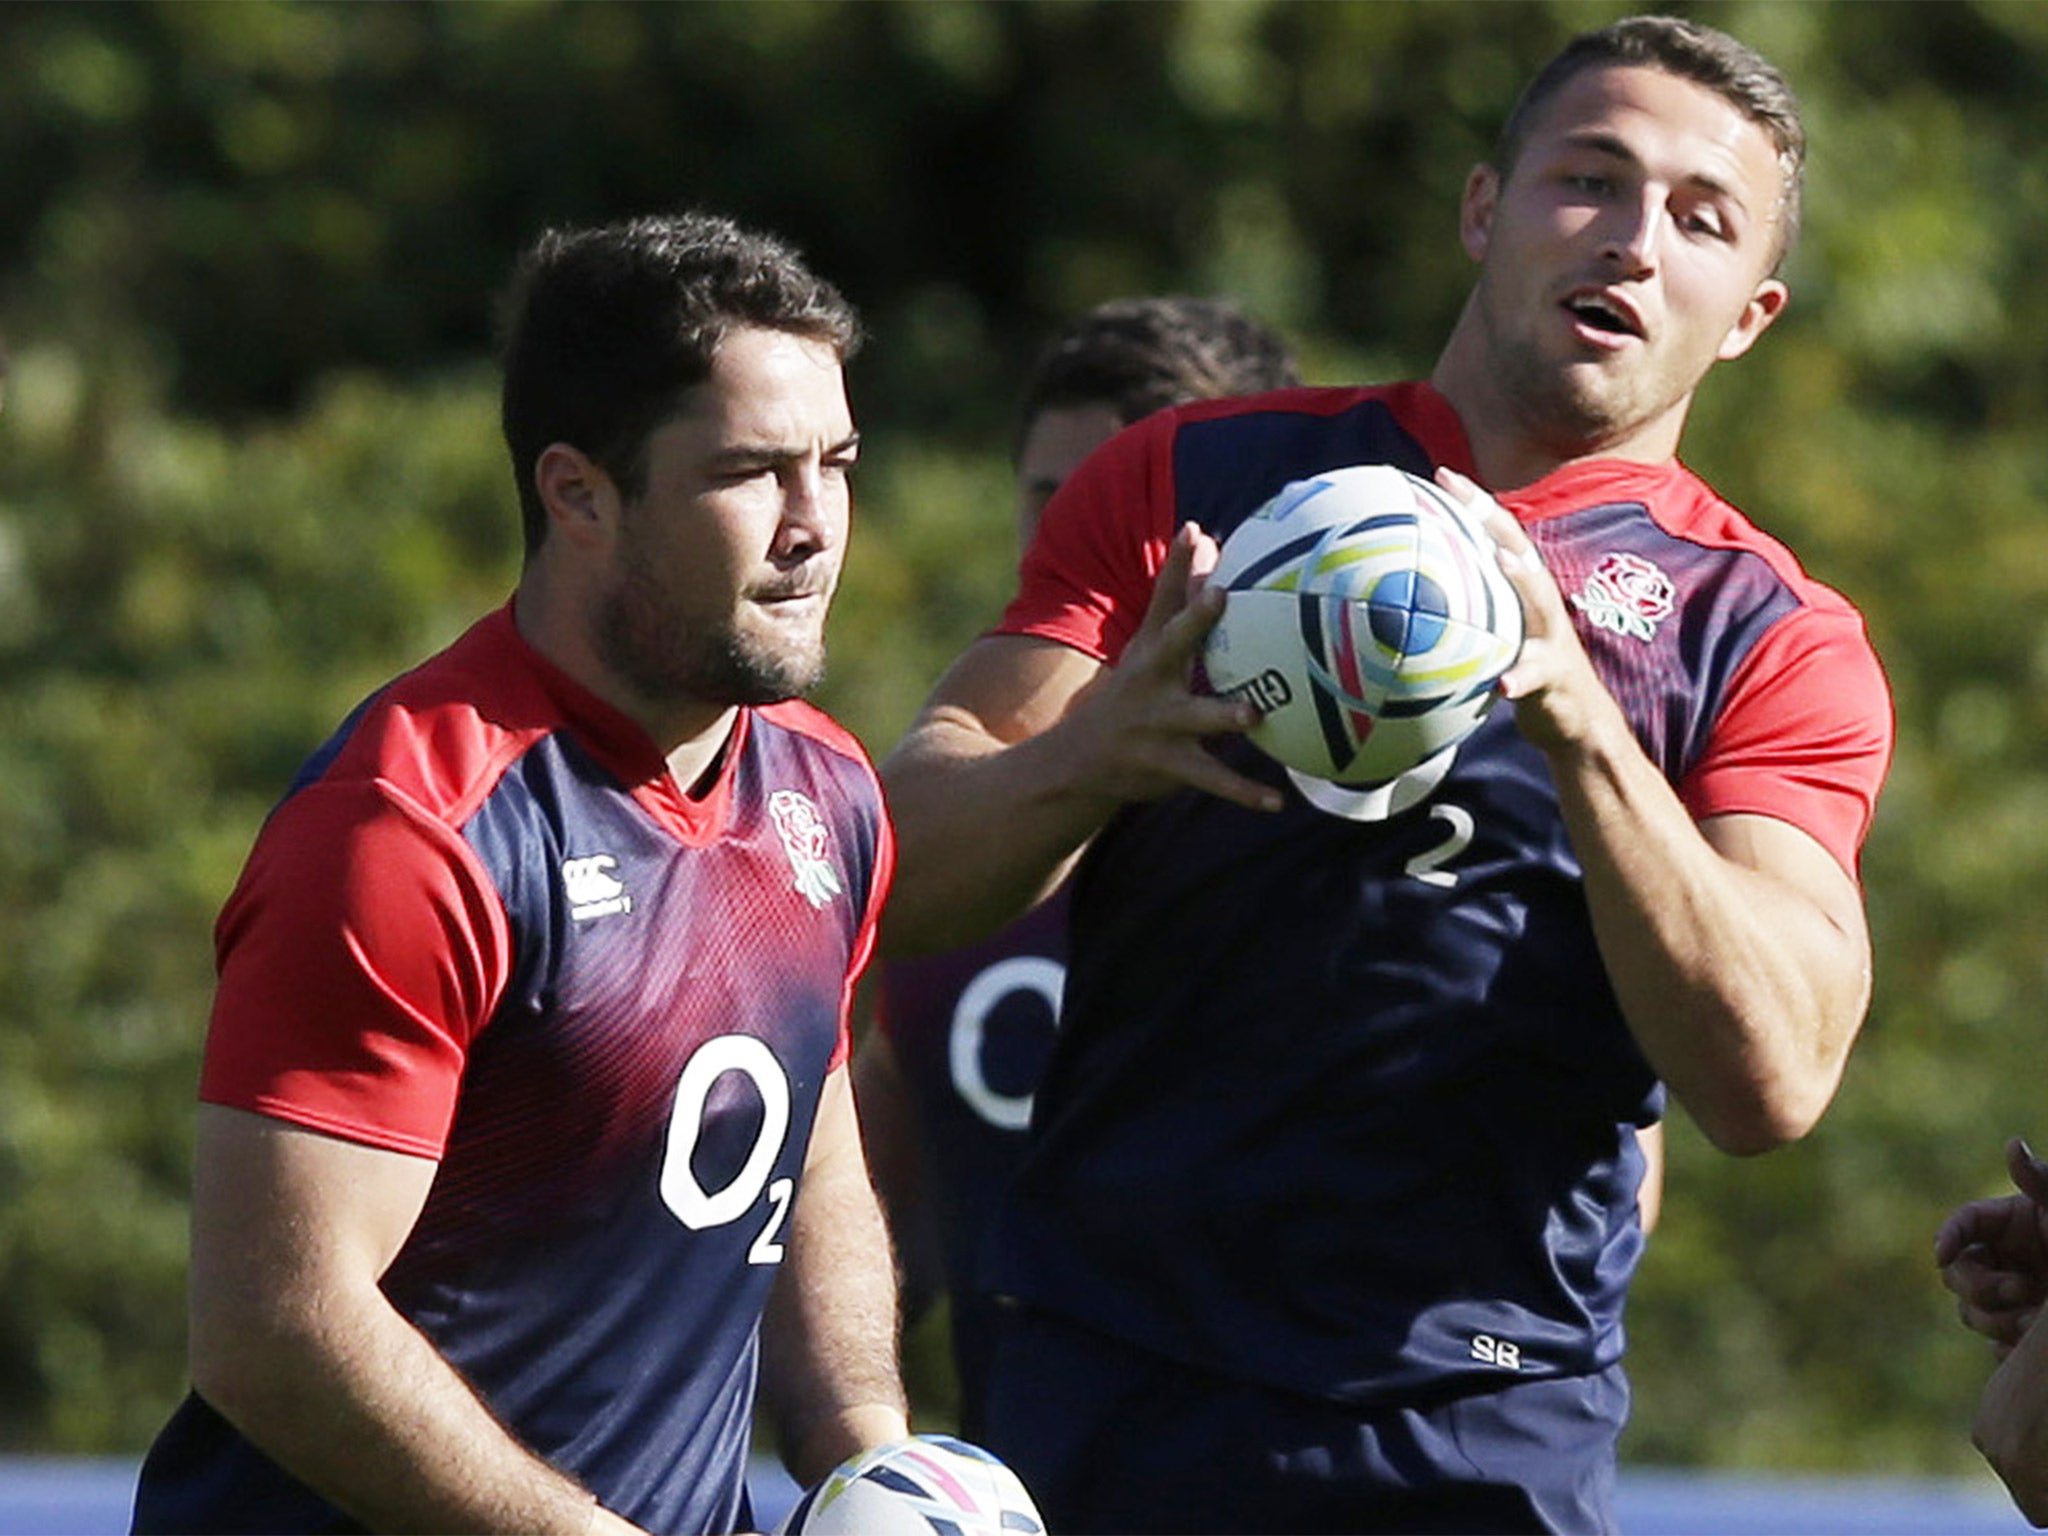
[837,799,895,1072]
[1679,604,1893,878]
[199,781,514,1158]
[996,410,1183,664]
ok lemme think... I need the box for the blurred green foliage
[3,0,2046,1479]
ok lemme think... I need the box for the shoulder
[1076,383,1445,476]
[756,698,876,771]
[749,702,889,834]
[1515,459,1873,630]
[1136,382,1461,466]
[1653,469,1883,694]
[1004,382,1461,662]
[1655,464,1863,615]
[299,610,560,831]
[1058,382,1455,525]
[1171,380,1431,423]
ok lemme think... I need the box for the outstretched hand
[1937,1138,2048,1354]
[1059,521,1282,814]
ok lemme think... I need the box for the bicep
[1701,812,1871,986]
[803,1063,866,1183]
[910,633,1106,750]
[190,1104,439,1331]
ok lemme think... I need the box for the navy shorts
[979,1304,1625,1535]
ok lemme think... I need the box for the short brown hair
[499,211,861,559]
[1492,14,1805,272]
[1015,296,1299,457]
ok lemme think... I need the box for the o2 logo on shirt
[657,1035,796,1265]
[950,955,1064,1133]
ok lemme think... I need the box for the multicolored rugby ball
[775,1434,1046,1536]
[1202,464,1524,786]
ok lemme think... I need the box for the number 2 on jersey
[1404,803,1475,888]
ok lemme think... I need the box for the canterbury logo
[562,854,633,922]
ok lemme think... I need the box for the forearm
[194,1286,627,1536]
[761,1079,910,1486]
[1464,484,1872,1155]
[1547,703,1868,1154]
[187,1110,638,1534]
[850,1038,946,1324]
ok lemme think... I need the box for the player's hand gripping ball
[1201,464,1524,785]
[775,1434,1047,1536]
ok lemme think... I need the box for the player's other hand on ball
[776,1434,1045,1536]
[1435,465,1619,758]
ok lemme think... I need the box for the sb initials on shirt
[1470,1333,1524,1372]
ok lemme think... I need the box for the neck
[513,567,738,783]
[665,715,740,800]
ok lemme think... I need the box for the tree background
[2,0,2045,1477]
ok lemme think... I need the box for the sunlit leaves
[2,0,2047,1476]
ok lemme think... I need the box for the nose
[1600,189,1665,276]
[772,460,843,563]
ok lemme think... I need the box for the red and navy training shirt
[134,604,890,1536]
[982,382,1890,1408]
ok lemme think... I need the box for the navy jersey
[133,605,890,1536]
[875,890,1069,1411]
[985,383,1890,1409]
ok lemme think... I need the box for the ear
[1460,164,1502,263]
[533,443,619,553]
[1717,278,1789,363]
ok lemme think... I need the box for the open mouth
[1565,292,1643,339]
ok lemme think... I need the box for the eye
[1565,172,1613,196]
[1679,205,1731,241]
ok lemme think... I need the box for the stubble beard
[596,559,827,711]
[1474,278,1686,463]
[1488,328,1643,461]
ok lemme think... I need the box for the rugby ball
[1201,464,1523,785]
[775,1434,1046,1536]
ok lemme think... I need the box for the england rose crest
[769,789,844,909]
[1570,551,1675,643]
